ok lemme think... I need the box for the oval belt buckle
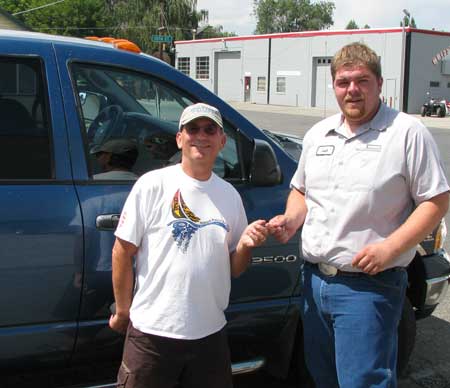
[318,262,338,276]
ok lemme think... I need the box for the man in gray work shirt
[269,42,449,388]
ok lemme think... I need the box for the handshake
[240,214,295,249]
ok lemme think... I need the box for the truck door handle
[96,214,120,231]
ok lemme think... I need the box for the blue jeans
[300,262,408,388]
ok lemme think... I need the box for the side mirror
[249,139,282,186]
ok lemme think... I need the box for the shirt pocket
[346,146,382,191]
[304,149,334,191]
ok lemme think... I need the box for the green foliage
[198,25,237,38]
[104,0,208,53]
[253,0,335,34]
[0,0,110,37]
[400,15,417,28]
[345,19,358,30]
[0,1,228,54]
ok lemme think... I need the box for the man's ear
[220,132,226,149]
[378,77,384,93]
[176,131,182,149]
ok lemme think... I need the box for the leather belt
[306,261,403,277]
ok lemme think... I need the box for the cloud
[197,0,255,35]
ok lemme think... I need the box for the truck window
[70,63,241,181]
[0,57,52,180]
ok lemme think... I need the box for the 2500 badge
[252,255,298,264]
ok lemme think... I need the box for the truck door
[0,37,82,368]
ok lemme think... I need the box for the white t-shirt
[115,164,248,339]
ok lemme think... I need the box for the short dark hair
[331,42,382,81]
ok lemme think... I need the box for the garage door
[312,57,339,112]
[215,51,242,102]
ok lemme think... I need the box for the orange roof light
[84,36,141,54]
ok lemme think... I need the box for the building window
[177,57,190,76]
[447,82,450,88]
[195,56,209,79]
[276,77,286,93]
[257,76,266,92]
[430,81,440,87]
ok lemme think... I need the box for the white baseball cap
[179,103,223,130]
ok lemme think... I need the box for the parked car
[1,30,449,387]
[421,94,450,117]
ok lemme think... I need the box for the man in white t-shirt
[109,103,268,388]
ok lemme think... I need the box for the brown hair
[331,42,381,81]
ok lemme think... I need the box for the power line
[13,0,66,16]
[29,25,195,31]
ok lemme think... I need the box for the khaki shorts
[117,324,233,388]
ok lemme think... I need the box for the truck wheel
[420,106,426,116]
[397,297,416,377]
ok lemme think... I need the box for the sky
[196,0,450,36]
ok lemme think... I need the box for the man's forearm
[111,239,136,319]
[230,244,252,278]
[385,192,449,259]
[285,188,307,233]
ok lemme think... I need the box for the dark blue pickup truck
[1,30,449,387]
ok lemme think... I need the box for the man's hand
[231,220,268,277]
[352,241,395,275]
[109,313,129,334]
[238,219,269,249]
[268,215,296,243]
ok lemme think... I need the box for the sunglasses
[183,124,221,136]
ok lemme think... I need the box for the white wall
[176,29,438,113]
[408,32,450,113]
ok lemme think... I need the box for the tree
[1,1,233,56]
[103,0,209,53]
[253,0,335,34]
[345,19,358,30]
[0,0,110,37]
[400,15,417,28]
[345,20,370,30]
[198,25,237,39]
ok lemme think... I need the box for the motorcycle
[421,94,450,117]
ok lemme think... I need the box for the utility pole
[159,1,164,60]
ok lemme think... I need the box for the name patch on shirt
[316,145,335,156]
[356,144,382,152]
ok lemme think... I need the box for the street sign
[151,35,173,43]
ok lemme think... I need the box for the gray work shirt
[291,103,449,271]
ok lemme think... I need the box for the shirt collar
[325,101,389,138]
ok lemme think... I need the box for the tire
[397,297,416,377]
[438,106,446,117]
[420,106,426,117]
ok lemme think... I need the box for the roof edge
[175,26,450,45]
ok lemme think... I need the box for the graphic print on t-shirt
[168,189,229,253]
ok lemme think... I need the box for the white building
[175,27,450,113]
